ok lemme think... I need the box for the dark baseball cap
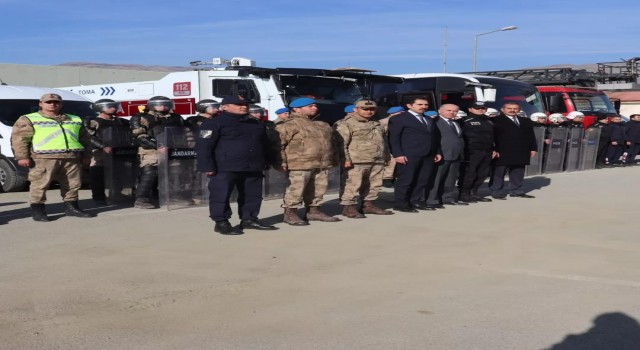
[470,101,487,108]
[221,96,250,105]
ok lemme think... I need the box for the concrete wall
[0,63,170,88]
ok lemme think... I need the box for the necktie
[448,119,459,135]
[512,117,520,127]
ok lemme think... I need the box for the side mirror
[549,95,562,113]
[483,88,497,102]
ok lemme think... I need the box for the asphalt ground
[1,167,639,350]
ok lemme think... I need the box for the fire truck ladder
[466,68,600,87]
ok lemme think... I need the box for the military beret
[387,106,404,114]
[289,97,316,108]
[275,107,290,114]
[344,105,355,113]
[424,111,438,117]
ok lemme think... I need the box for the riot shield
[543,127,568,174]
[263,168,288,200]
[326,166,342,194]
[580,127,601,171]
[157,127,208,210]
[263,166,342,200]
[102,126,137,202]
[564,128,584,172]
[526,127,546,177]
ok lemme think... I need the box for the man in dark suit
[195,96,277,235]
[425,104,466,208]
[490,102,538,199]
[388,96,442,212]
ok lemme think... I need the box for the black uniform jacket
[195,112,269,173]
[493,114,538,166]
[624,120,640,143]
[461,113,494,154]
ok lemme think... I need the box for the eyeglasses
[44,101,61,104]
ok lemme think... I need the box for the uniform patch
[200,130,213,138]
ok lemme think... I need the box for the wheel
[0,159,27,192]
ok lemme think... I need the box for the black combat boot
[135,166,157,209]
[90,166,107,205]
[64,201,95,218]
[30,203,50,222]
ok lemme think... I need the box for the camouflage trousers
[138,148,159,167]
[283,169,328,208]
[28,158,82,204]
[383,157,396,180]
[340,163,384,205]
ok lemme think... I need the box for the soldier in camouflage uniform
[11,93,94,221]
[335,100,393,218]
[276,97,340,225]
[84,99,130,204]
[130,96,185,209]
[274,107,290,125]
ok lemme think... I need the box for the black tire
[0,159,28,192]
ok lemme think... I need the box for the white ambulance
[0,85,93,191]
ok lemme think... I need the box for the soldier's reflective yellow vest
[25,113,85,154]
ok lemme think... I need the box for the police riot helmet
[196,99,220,113]
[249,104,265,114]
[566,111,585,120]
[147,96,174,110]
[92,99,121,114]
[549,113,566,124]
[530,112,547,122]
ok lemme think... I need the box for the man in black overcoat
[489,102,538,199]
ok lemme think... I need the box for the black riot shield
[157,127,208,210]
[526,127,546,177]
[564,128,584,172]
[102,126,138,202]
[263,168,288,200]
[543,127,568,174]
[580,127,601,170]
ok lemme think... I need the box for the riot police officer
[85,99,130,204]
[130,96,185,209]
[185,99,220,129]
[195,96,276,235]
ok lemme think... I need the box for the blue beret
[424,111,438,117]
[387,106,404,114]
[344,105,355,113]
[289,97,316,108]
[275,107,290,114]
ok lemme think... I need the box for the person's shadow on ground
[544,312,640,350]
[0,198,134,224]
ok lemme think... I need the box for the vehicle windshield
[278,75,364,124]
[279,75,363,104]
[0,100,94,126]
[568,92,617,114]
[475,78,545,117]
